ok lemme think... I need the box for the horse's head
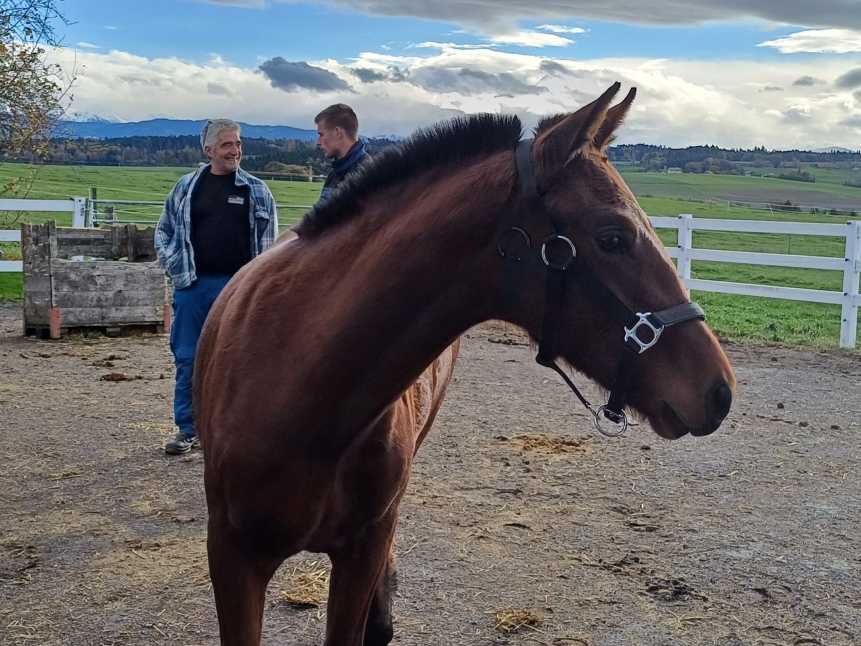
[513,83,735,439]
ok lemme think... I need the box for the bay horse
[195,83,736,645]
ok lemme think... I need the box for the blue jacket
[318,140,369,203]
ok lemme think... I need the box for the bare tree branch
[1,1,74,224]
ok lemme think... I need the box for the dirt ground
[1,302,859,646]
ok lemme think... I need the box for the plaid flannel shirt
[155,165,278,289]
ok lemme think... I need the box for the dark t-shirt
[190,169,252,276]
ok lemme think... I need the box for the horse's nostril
[709,382,733,423]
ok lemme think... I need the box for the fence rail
[653,214,861,348]
[0,197,86,273]
[88,199,311,229]
[3,201,861,347]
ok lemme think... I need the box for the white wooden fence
[654,214,861,349]
[2,201,860,348]
[0,198,86,273]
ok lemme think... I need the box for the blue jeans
[169,275,232,437]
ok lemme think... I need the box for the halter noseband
[500,138,705,437]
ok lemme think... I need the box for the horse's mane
[537,113,568,132]
[296,113,523,237]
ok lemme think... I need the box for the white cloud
[414,30,574,49]
[758,29,861,54]
[46,45,861,150]
[410,41,489,50]
[536,24,586,34]
[488,30,573,47]
[77,42,100,49]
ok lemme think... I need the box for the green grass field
[0,163,320,229]
[2,162,861,349]
[619,166,861,206]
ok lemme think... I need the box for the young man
[314,103,369,202]
[155,119,278,454]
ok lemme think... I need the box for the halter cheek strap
[505,138,705,437]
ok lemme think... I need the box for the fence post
[89,187,98,226]
[73,197,86,228]
[677,214,693,296]
[840,220,861,349]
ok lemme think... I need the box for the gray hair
[201,119,241,153]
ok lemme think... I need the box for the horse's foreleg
[207,514,284,646]
[325,513,399,646]
[364,551,398,646]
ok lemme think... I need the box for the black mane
[296,113,523,237]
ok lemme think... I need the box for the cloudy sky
[54,0,861,149]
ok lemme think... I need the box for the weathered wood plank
[53,290,166,310]
[127,225,157,262]
[50,261,164,292]
[51,225,156,259]
[54,228,128,259]
[21,222,55,328]
[57,306,164,326]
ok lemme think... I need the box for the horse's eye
[596,233,628,253]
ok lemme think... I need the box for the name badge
[228,195,245,205]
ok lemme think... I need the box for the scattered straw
[490,609,544,634]
[118,421,176,433]
[279,559,331,609]
[100,372,141,382]
[509,434,591,454]
[48,467,84,480]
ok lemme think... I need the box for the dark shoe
[165,433,200,455]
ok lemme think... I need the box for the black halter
[500,138,705,436]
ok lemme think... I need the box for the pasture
[0,306,858,645]
[619,166,861,209]
[2,163,861,347]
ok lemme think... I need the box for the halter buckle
[624,313,664,354]
[593,405,629,437]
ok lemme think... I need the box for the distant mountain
[65,111,125,124]
[810,146,858,154]
[56,118,319,141]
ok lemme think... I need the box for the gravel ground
[1,302,859,646]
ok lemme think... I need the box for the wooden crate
[21,221,170,339]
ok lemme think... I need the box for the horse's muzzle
[699,381,733,436]
[656,379,733,439]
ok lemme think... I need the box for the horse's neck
[298,160,511,431]
[341,163,507,327]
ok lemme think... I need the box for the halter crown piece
[499,138,706,437]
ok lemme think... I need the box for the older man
[314,103,370,202]
[155,119,278,454]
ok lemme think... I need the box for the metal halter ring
[593,405,629,437]
[497,227,532,260]
[541,235,577,271]
[624,313,664,354]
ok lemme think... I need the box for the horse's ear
[535,82,621,168]
[593,87,636,150]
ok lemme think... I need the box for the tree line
[3,135,398,175]
[609,144,861,174]
[6,137,859,177]
[6,130,861,179]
